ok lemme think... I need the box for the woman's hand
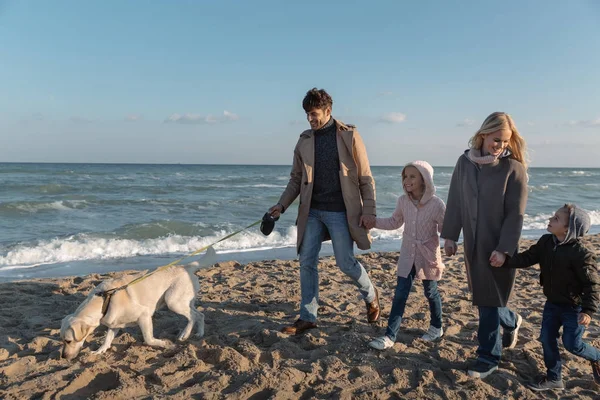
[489,251,506,267]
[444,239,457,256]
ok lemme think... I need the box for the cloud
[70,116,93,123]
[377,91,393,97]
[164,110,239,124]
[566,118,600,127]
[124,114,142,122]
[456,118,475,127]
[223,110,239,121]
[379,112,407,124]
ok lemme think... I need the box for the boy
[491,204,600,391]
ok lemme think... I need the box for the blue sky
[1,0,600,167]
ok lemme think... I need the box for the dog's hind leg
[92,328,119,355]
[167,298,200,341]
[192,308,205,338]
[138,313,174,349]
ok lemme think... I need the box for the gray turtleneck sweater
[311,118,346,212]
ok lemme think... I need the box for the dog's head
[60,314,96,360]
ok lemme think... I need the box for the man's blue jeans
[298,209,376,323]
[477,306,519,366]
[540,301,600,381]
[385,266,443,341]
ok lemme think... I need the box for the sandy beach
[1,236,599,400]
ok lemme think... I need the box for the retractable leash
[96,213,279,315]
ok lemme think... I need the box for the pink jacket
[375,161,446,280]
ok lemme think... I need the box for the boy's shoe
[502,313,523,349]
[281,319,317,335]
[368,335,394,350]
[527,377,565,392]
[421,325,444,342]
[592,360,600,385]
[468,360,498,379]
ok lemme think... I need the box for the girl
[367,160,446,350]
[441,112,528,378]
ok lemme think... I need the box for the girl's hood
[403,160,435,204]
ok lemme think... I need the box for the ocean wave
[523,209,600,230]
[250,184,287,188]
[114,220,210,239]
[0,227,298,269]
[557,170,597,177]
[36,184,75,194]
[529,184,549,192]
[207,184,286,189]
[369,227,404,241]
[0,200,88,215]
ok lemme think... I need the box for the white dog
[60,247,216,360]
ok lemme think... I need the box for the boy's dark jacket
[503,234,600,317]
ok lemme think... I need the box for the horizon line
[1,161,599,169]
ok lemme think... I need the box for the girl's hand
[444,239,457,256]
[489,251,506,267]
[578,313,591,326]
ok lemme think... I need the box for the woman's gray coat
[441,151,528,307]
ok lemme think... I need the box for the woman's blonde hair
[469,112,528,169]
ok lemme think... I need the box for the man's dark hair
[302,88,333,112]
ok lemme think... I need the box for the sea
[1,163,599,281]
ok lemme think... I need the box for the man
[268,88,380,335]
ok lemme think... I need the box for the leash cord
[98,219,262,297]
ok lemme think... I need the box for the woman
[442,112,529,378]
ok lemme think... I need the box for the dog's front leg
[138,314,174,349]
[92,328,119,355]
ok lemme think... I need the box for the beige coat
[278,119,376,252]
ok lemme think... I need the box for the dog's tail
[185,246,217,272]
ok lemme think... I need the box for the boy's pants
[540,301,600,381]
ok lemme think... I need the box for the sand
[1,235,599,399]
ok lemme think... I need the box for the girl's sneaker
[368,335,394,350]
[422,326,444,342]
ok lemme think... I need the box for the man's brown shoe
[281,319,317,335]
[366,288,380,323]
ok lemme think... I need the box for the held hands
[360,215,376,230]
[268,203,283,219]
[578,313,591,326]
[489,251,506,267]
[444,239,457,257]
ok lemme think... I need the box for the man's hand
[578,313,591,326]
[489,251,506,267]
[268,203,283,219]
[360,215,376,230]
[444,239,457,257]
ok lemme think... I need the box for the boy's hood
[555,204,591,246]
[403,160,435,205]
